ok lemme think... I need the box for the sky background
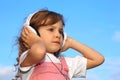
[0,0,120,80]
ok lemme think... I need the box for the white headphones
[24,12,67,48]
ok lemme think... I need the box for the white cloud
[102,57,120,80]
[72,78,86,80]
[110,69,120,80]
[112,31,120,42]
[72,73,100,80]
[0,65,16,80]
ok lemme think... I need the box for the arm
[20,27,46,67]
[61,37,105,69]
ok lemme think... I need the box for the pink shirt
[29,58,69,80]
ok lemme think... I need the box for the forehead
[43,21,64,29]
[52,21,63,28]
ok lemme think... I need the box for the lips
[53,41,60,44]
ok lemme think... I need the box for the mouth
[53,41,60,44]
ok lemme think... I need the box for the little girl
[14,9,104,80]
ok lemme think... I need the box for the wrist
[30,38,41,47]
[67,37,73,48]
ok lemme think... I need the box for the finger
[25,26,34,34]
[21,27,30,39]
[21,30,27,40]
[23,27,30,35]
[21,27,26,36]
[21,32,29,43]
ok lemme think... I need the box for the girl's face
[38,21,64,53]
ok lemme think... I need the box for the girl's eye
[48,28,54,32]
[59,30,63,34]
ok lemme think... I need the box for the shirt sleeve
[65,56,87,78]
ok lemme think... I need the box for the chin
[47,48,60,53]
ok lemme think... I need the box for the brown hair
[18,9,65,59]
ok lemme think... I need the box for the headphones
[24,12,67,48]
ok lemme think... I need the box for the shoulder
[64,56,87,65]
[64,56,87,78]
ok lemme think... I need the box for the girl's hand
[20,26,46,67]
[21,26,41,48]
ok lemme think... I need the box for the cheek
[41,35,51,45]
[41,37,48,44]
[60,37,63,45]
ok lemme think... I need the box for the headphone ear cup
[26,26,37,34]
[62,32,67,47]
[24,13,37,35]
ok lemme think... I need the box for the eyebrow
[47,25,63,30]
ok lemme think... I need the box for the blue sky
[0,0,120,80]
